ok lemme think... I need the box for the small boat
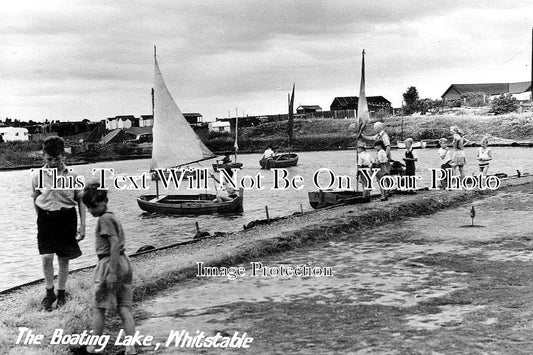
[308,190,370,209]
[137,192,243,215]
[396,141,427,149]
[212,161,243,172]
[137,47,243,215]
[260,153,299,169]
[260,84,298,169]
[213,110,244,172]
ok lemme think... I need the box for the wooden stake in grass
[265,206,270,222]
[195,221,200,233]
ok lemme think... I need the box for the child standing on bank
[477,138,492,175]
[402,138,417,176]
[356,141,374,200]
[31,136,85,311]
[437,138,453,189]
[373,140,389,201]
[82,183,136,355]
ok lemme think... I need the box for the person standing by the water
[477,137,492,175]
[373,140,389,201]
[438,138,453,188]
[31,136,86,311]
[82,183,136,355]
[450,125,469,178]
[402,138,417,176]
[361,122,392,162]
[356,141,374,200]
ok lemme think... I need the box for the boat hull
[308,190,370,209]
[137,192,243,215]
[260,153,298,169]
[212,162,243,172]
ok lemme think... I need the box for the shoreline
[1,141,532,171]
[1,176,531,354]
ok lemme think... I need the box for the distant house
[441,82,532,103]
[139,115,154,127]
[209,121,231,133]
[330,96,392,118]
[296,105,322,115]
[105,115,137,130]
[0,127,29,142]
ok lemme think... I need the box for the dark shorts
[37,207,82,259]
[94,255,133,309]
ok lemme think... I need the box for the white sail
[151,57,215,170]
[356,49,369,132]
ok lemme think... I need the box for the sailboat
[259,83,299,169]
[137,48,243,215]
[212,110,243,172]
[309,50,370,209]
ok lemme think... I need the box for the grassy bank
[1,176,530,354]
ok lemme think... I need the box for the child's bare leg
[86,308,106,353]
[57,256,69,290]
[41,254,55,289]
[118,306,136,354]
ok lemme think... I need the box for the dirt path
[126,181,533,354]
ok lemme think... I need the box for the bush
[491,95,518,115]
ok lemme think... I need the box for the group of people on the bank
[356,122,493,200]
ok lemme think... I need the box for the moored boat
[308,190,370,209]
[137,191,243,215]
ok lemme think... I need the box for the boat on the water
[212,161,243,172]
[308,190,370,209]
[137,192,243,215]
[213,110,244,172]
[137,48,243,215]
[397,141,427,149]
[260,153,298,169]
[260,84,298,169]
[308,50,372,209]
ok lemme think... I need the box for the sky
[1,0,532,123]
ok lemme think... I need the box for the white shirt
[263,148,274,159]
[357,151,374,167]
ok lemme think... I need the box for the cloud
[0,0,532,121]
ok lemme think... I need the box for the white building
[105,116,136,130]
[208,121,231,132]
[0,127,29,142]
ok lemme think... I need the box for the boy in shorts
[31,136,85,311]
[82,183,136,355]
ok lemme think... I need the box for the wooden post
[195,221,200,233]
[300,204,303,213]
[265,206,270,222]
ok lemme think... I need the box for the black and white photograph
[1,1,533,354]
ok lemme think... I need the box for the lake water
[1,147,532,291]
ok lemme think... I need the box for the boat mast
[153,45,159,197]
[234,107,239,162]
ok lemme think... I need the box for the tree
[491,95,518,115]
[402,86,419,115]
